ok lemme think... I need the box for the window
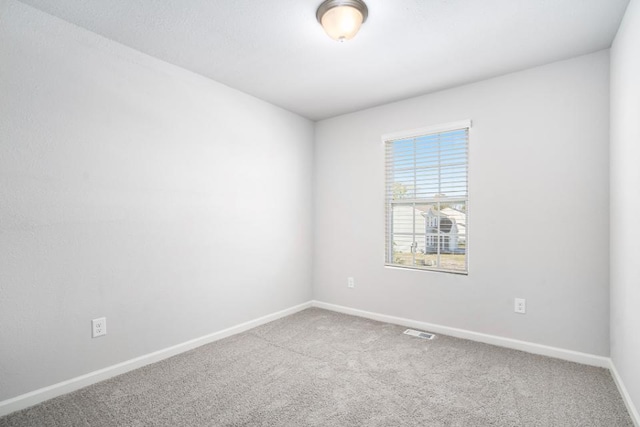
[384,120,470,274]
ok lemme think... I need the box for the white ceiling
[19,0,629,120]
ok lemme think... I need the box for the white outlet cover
[514,298,526,314]
[347,277,355,288]
[92,317,107,338]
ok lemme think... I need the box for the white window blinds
[384,121,470,274]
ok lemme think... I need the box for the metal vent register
[403,329,435,340]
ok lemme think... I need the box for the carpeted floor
[0,308,633,426]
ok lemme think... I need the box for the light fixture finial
[316,0,368,42]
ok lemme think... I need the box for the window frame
[382,120,471,275]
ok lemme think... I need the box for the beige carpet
[0,308,633,426]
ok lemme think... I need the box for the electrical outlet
[347,277,355,288]
[514,298,526,314]
[92,317,107,338]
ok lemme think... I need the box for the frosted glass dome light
[316,0,368,42]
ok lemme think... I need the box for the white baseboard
[311,300,610,368]
[314,299,638,424]
[609,361,640,427]
[311,300,640,424]
[0,301,312,417]
[4,300,637,425]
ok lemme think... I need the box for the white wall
[0,1,313,401]
[314,51,610,356]
[610,0,640,415]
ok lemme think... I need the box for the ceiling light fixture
[316,0,368,42]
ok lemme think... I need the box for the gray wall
[313,51,611,356]
[0,0,623,406]
[611,0,640,414]
[0,1,314,401]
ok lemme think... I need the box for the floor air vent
[404,329,435,340]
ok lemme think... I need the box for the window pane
[392,234,414,266]
[440,253,466,272]
[414,252,438,268]
[385,124,468,274]
[392,204,415,234]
